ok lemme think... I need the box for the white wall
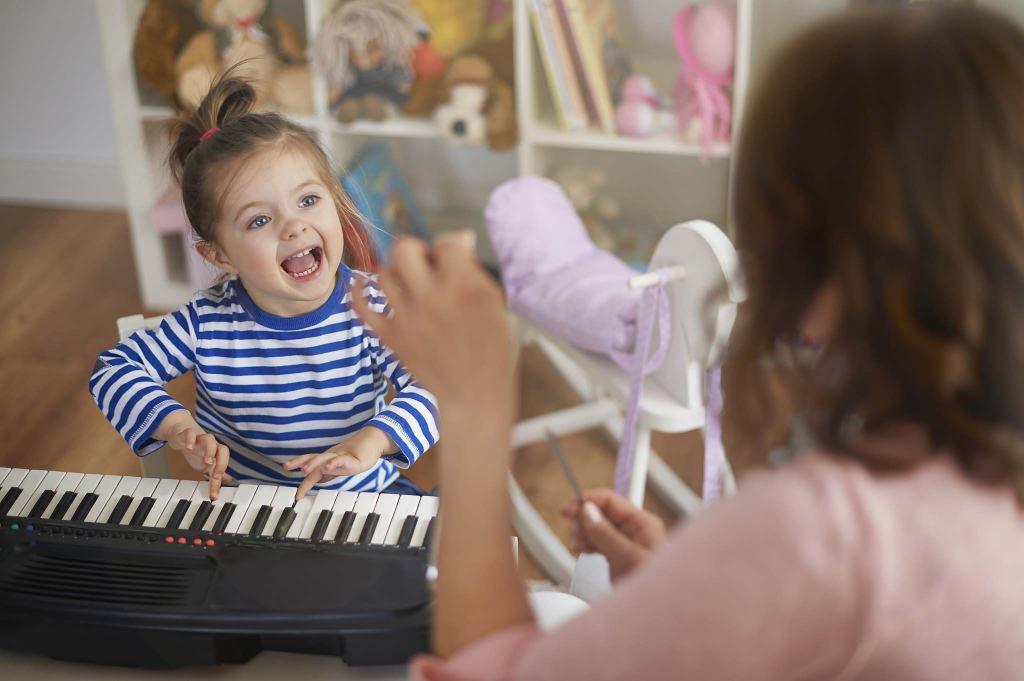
[0,0,123,207]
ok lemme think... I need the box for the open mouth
[280,246,324,281]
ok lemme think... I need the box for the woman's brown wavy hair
[725,4,1024,498]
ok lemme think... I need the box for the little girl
[90,72,438,501]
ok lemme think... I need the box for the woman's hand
[561,488,667,582]
[155,410,232,500]
[349,232,516,431]
[283,425,392,500]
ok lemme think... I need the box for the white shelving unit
[98,0,843,311]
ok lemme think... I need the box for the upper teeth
[285,248,314,261]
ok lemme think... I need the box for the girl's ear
[196,240,237,275]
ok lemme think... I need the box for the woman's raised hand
[561,488,667,582]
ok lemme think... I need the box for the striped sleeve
[358,275,440,468]
[88,300,200,456]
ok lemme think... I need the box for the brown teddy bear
[143,0,312,114]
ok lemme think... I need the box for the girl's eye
[248,215,271,230]
[300,194,319,208]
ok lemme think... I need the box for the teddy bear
[312,0,422,123]
[133,0,205,110]
[170,0,312,114]
[432,25,516,151]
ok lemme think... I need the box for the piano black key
[129,497,156,527]
[397,515,417,548]
[189,501,214,531]
[0,488,23,516]
[335,510,356,543]
[273,507,297,539]
[211,503,236,534]
[70,492,99,522]
[248,504,272,537]
[105,494,133,525]
[359,513,380,545]
[27,490,56,518]
[311,509,332,542]
[51,490,78,520]
[165,498,191,530]
[425,517,437,547]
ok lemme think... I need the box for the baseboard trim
[0,152,125,209]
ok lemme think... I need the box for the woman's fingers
[577,501,645,580]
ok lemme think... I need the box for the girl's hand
[283,425,392,500]
[349,232,516,425]
[156,410,232,500]
[561,488,667,582]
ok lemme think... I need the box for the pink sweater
[414,450,1024,680]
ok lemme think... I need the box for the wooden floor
[0,204,764,581]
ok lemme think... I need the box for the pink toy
[673,1,735,154]
[615,74,674,137]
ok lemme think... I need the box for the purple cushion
[485,177,641,366]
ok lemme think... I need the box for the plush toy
[400,25,449,116]
[409,0,485,58]
[615,75,676,138]
[672,1,736,154]
[133,0,205,109]
[173,0,312,114]
[433,25,516,150]
[551,166,622,253]
[313,0,421,123]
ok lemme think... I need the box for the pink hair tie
[200,127,220,143]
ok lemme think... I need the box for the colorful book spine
[553,0,600,129]
[536,0,588,130]
[559,0,616,134]
[530,0,573,130]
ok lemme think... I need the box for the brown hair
[167,68,377,271]
[725,4,1024,498]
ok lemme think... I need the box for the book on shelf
[340,143,429,264]
[555,0,629,135]
[530,0,588,131]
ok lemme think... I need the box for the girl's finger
[324,453,361,475]
[294,468,322,502]
[208,444,230,501]
[183,428,197,451]
[300,451,339,475]
[282,453,317,470]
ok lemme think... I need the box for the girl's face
[207,146,344,317]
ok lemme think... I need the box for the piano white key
[154,480,198,528]
[345,493,380,543]
[260,486,297,537]
[325,491,359,541]
[222,483,260,534]
[297,489,339,539]
[235,484,278,535]
[15,470,65,518]
[178,481,211,529]
[0,468,29,505]
[384,495,422,546]
[285,495,316,539]
[370,494,401,545]
[96,476,141,523]
[0,467,11,486]
[141,479,181,528]
[41,472,84,519]
[410,496,440,548]
[83,475,124,523]
[8,469,49,517]
[64,473,103,521]
[119,478,160,525]
[201,486,237,532]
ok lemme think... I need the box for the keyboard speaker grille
[0,551,200,607]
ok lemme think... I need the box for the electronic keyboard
[0,467,437,668]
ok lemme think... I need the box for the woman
[352,4,1024,679]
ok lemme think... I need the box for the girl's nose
[282,219,308,240]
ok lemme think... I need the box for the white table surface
[0,649,408,680]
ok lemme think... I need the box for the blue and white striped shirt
[89,265,439,492]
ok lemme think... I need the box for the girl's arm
[355,274,440,468]
[89,301,199,455]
